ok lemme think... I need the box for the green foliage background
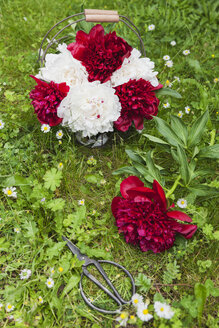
[0,0,218,327]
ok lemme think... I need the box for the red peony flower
[67,24,132,83]
[113,79,163,132]
[111,176,197,253]
[29,75,70,126]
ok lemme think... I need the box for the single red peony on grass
[67,24,132,83]
[29,75,70,126]
[111,176,197,253]
[113,79,163,132]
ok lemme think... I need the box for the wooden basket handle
[84,9,119,22]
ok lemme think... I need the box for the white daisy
[170,40,176,46]
[0,303,3,310]
[148,24,155,31]
[177,111,183,118]
[41,124,50,133]
[154,301,174,319]
[78,199,85,206]
[131,293,143,307]
[174,76,180,82]
[165,60,173,68]
[6,303,14,312]
[185,106,191,114]
[14,227,20,233]
[38,296,43,304]
[163,102,170,108]
[177,198,187,208]
[116,312,129,327]
[57,162,63,170]
[214,78,218,83]
[100,179,106,185]
[137,303,153,322]
[2,187,17,198]
[163,55,170,61]
[183,49,190,56]
[46,277,54,288]
[56,130,63,139]
[19,269,32,280]
[165,80,172,88]
[0,120,5,129]
[50,267,55,275]
[23,17,27,21]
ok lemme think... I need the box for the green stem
[166,175,181,199]
[210,129,216,146]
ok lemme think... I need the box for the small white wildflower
[0,217,2,222]
[177,111,183,118]
[6,303,14,312]
[100,179,106,185]
[15,318,23,323]
[50,267,55,275]
[116,312,129,327]
[177,198,187,208]
[78,199,85,206]
[154,301,174,319]
[165,80,172,88]
[2,187,17,198]
[137,303,153,322]
[23,17,27,21]
[38,296,43,304]
[214,78,218,83]
[58,162,63,170]
[165,60,173,68]
[3,82,6,86]
[40,197,46,202]
[0,120,5,129]
[174,76,180,82]
[163,55,170,61]
[19,269,31,280]
[46,277,54,288]
[185,106,191,114]
[183,49,190,55]
[8,315,14,320]
[163,102,170,108]
[56,130,63,139]
[148,24,155,31]
[170,40,176,46]
[41,124,50,133]
[0,303,3,310]
[131,293,144,307]
[14,227,20,233]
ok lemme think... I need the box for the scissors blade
[62,236,85,261]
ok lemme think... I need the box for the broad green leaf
[135,273,152,293]
[153,292,165,303]
[177,145,190,185]
[153,116,184,147]
[23,221,39,239]
[171,148,179,162]
[143,134,168,145]
[187,58,202,73]
[46,198,65,211]
[198,144,219,159]
[194,283,207,326]
[112,166,139,176]
[46,242,66,259]
[125,149,145,165]
[63,206,86,228]
[134,163,154,183]
[191,169,214,179]
[43,168,62,191]
[3,175,30,187]
[155,87,182,98]
[170,115,188,145]
[204,279,219,297]
[188,111,209,147]
[85,174,99,184]
[146,152,162,184]
[62,274,81,296]
[188,185,219,196]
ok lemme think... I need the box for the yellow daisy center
[59,163,63,166]
[39,298,42,301]
[181,201,185,204]
[211,54,215,58]
[187,108,190,111]
[160,307,164,312]
[58,132,62,136]
[120,313,126,319]
[7,190,12,195]
[58,267,63,272]
[130,315,135,319]
[0,123,2,126]
[44,127,48,131]
[178,113,181,117]
[48,281,51,285]
[134,299,138,304]
[8,305,12,309]
[143,309,149,315]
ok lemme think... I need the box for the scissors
[62,236,136,314]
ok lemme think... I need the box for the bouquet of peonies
[30,24,163,139]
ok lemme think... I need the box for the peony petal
[120,176,144,199]
[133,115,144,130]
[126,187,155,201]
[111,196,121,217]
[171,222,197,239]
[114,116,132,132]
[89,24,105,44]
[167,211,192,222]
[152,180,167,210]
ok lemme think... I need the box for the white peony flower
[111,48,159,87]
[36,43,88,86]
[57,82,121,137]
[154,301,174,319]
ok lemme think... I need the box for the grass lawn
[0,0,218,327]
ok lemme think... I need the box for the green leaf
[177,145,190,185]
[112,166,139,176]
[194,283,207,326]
[43,168,62,191]
[46,242,66,259]
[135,273,152,293]
[143,134,168,145]
[134,163,154,183]
[75,306,96,322]
[155,87,182,98]
[188,111,209,147]
[125,149,145,165]
[46,198,65,211]
[171,115,188,146]
[198,144,219,159]
[62,274,81,296]
[204,279,219,297]
[188,185,219,196]
[153,292,165,303]
[146,151,162,184]
[187,58,202,73]
[23,220,38,239]
[153,116,184,147]
[63,206,86,228]
[85,174,99,184]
